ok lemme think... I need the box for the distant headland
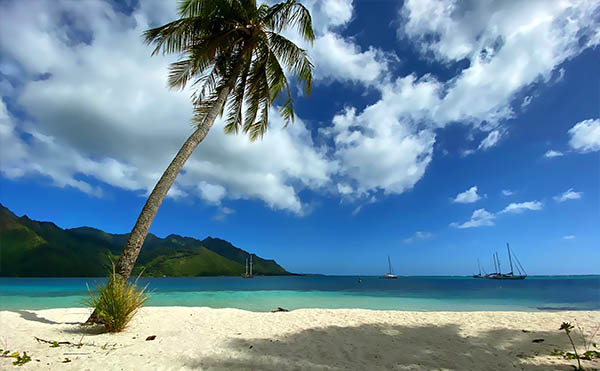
[0,203,290,277]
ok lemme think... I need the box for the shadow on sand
[182,322,594,371]
[13,310,81,325]
[10,310,105,334]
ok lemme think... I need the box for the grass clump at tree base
[86,267,148,333]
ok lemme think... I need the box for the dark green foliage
[144,0,314,141]
[0,203,289,277]
[85,268,148,333]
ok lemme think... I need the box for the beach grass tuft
[86,267,148,333]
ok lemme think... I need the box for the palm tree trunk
[84,69,241,325]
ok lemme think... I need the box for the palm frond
[146,0,314,141]
[224,58,252,135]
[265,0,314,44]
[267,31,313,96]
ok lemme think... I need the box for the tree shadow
[11,310,80,325]
[182,322,596,371]
[61,325,106,335]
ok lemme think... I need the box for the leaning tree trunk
[84,70,241,325]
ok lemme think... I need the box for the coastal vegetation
[0,349,31,366]
[0,203,288,277]
[552,321,600,370]
[85,267,148,332]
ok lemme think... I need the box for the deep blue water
[0,276,598,312]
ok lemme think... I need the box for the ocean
[0,276,598,312]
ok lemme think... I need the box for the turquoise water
[0,276,598,312]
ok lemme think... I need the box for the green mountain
[0,204,289,277]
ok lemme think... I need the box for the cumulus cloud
[501,189,515,196]
[2,0,600,215]
[553,188,582,202]
[544,150,564,158]
[499,201,542,214]
[311,33,391,85]
[0,0,333,214]
[403,231,434,244]
[568,119,600,153]
[451,208,495,228]
[453,186,481,203]
[286,0,392,86]
[325,102,435,197]
[398,0,600,127]
[324,0,600,199]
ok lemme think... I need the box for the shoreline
[2,307,599,370]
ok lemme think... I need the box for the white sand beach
[1,307,598,370]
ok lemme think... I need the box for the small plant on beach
[1,350,32,366]
[553,321,600,369]
[85,266,148,333]
[560,322,583,370]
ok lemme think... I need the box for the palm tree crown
[144,0,314,141]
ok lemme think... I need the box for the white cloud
[213,206,235,221]
[311,33,391,85]
[563,235,576,240]
[399,0,600,127]
[2,0,599,214]
[568,118,600,153]
[544,150,564,158]
[337,183,353,195]
[451,208,495,229]
[324,0,600,198]
[499,201,542,214]
[0,0,334,215]
[325,104,435,197]
[556,67,566,82]
[521,95,532,109]
[553,188,582,202]
[477,130,502,150]
[285,0,391,86]
[403,231,434,244]
[502,189,515,196]
[198,182,226,205]
[453,186,481,203]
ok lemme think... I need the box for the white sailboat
[382,255,398,279]
[242,254,254,278]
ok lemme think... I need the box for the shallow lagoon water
[1,275,598,311]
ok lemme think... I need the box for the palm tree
[86,0,313,323]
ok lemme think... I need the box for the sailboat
[473,258,484,278]
[382,255,398,279]
[242,254,254,278]
[485,243,526,280]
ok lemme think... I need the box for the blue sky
[1,0,599,275]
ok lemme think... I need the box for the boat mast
[250,254,253,276]
[496,252,502,274]
[493,254,498,274]
[245,258,248,275]
[477,259,481,275]
[507,243,514,275]
[388,255,393,274]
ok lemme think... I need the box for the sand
[1,307,598,370]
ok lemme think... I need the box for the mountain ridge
[0,203,289,277]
